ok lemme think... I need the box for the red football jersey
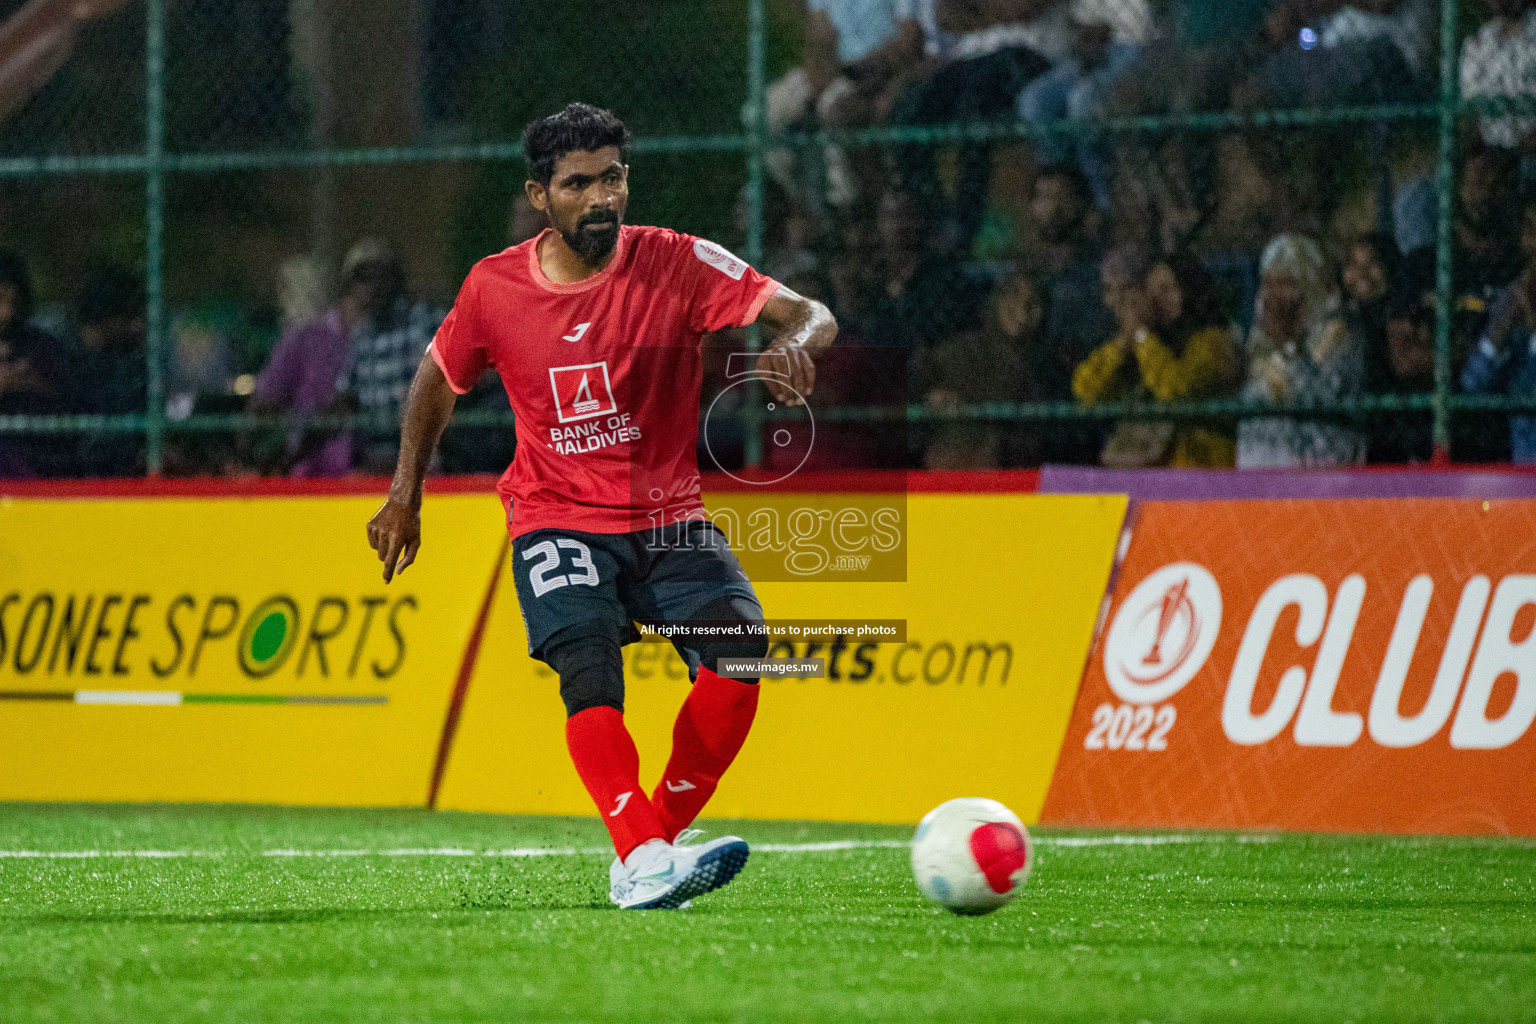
[430,225,779,538]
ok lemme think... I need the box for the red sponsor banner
[1042,499,1536,836]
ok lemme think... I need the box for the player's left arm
[751,285,837,407]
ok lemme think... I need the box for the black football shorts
[510,519,761,670]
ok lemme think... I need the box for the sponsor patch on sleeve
[693,238,748,280]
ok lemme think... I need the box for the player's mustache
[579,211,619,229]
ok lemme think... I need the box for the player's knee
[545,633,625,717]
[697,631,769,675]
[691,595,769,675]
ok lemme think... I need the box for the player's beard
[563,211,621,264]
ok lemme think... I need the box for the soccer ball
[910,797,1032,915]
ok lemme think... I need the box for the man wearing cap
[343,239,448,474]
[252,238,405,476]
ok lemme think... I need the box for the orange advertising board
[1042,499,1536,836]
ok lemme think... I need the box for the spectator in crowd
[165,304,237,420]
[1457,142,1523,298]
[1462,274,1536,461]
[891,0,1063,253]
[1462,196,1536,461]
[252,243,394,477]
[1339,233,1431,462]
[1073,252,1238,467]
[1371,246,1437,461]
[342,238,447,474]
[1096,242,1150,319]
[1030,164,1111,464]
[1342,232,1401,395]
[1214,2,1433,238]
[764,0,933,215]
[1376,152,1530,461]
[1017,0,1154,210]
[1393,173,1438,256]
[1389,131,1529,267]
[1442,146,1530,461]
[766,201,824,287]
[0,251,62,477]
[1239,0,1434,110]
[733,180,821,285]
[1237,234,1368,468]
[1107,0,1268,124]
[278,255,326,334]
[853,186,988,374]
[922,268,1045,468]
[1461,0,1536,161]
[56,264,148,477]
[161,301,244,476]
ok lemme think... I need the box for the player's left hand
[758,342,815,406]
[367,496,421,583]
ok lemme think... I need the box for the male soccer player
[366,104,836,909]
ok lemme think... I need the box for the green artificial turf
[0,804,1533,1023]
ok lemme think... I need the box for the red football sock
[651,667,760,841]
[565,706,667,860]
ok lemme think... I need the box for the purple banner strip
[1038,465,1536,501]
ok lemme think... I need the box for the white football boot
[608,854,629,906]
[608,829,710,906]
[610,833,750,910]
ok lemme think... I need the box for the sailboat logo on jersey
[549,361,618,423]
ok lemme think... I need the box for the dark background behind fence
[0,0,1533,478]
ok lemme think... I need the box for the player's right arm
[366,353,458,583]
[368,266,491,582]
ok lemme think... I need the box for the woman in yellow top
[1073,253,1239,468]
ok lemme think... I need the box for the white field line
[0,849,217,859]
[0,834,1295,860]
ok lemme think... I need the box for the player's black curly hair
[522,103,631,187]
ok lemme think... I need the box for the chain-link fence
[0,0,1532,477]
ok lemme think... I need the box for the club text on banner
[1043,498,1536,836]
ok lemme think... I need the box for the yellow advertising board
[0,488,1124,821]
[436,492,1126,825]
[0,493,504,806]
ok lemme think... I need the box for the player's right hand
[367,497,421,584]
[758,342,815,406]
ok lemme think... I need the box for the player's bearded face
[563,208,621,263]
[536,148,629,265]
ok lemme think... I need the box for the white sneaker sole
[623,839,749,910]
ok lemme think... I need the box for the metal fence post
[144,0,167,475]
[1432,0,1458,460]
[743,0,767,470]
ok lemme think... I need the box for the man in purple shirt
[253,240,396,477]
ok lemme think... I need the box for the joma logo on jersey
[549,362,618,423]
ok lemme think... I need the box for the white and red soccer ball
[910,798,1032,914]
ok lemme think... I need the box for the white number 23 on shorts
[524,539,601,598]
